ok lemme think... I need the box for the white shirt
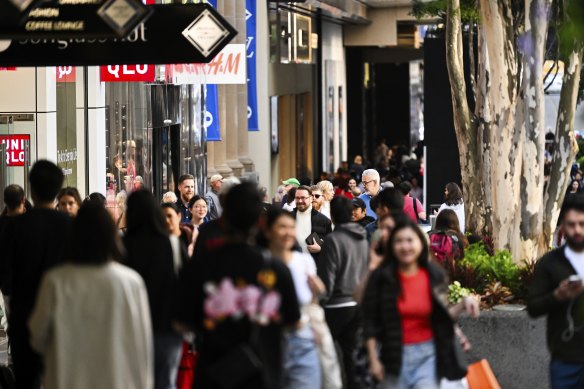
[438,202,466,233]
[287,252,317,307]
[296,206,313,253]
[564,246,584,278]
[28,262,153,389]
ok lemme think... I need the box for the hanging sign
[246,0,258,131]
[100,64,155,82]
[0,4,237,66]
[0,134,30,166]
[0,0,152,39]
[165,44,245,85]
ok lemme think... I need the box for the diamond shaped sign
[182,9,231,58]
[98,0,152,37]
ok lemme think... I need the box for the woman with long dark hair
[56,187,82,217]
[362,219,479,388]
[437,182,465,233]
[124,190,184,389]
[29,202,153,389]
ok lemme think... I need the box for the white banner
[166,44,246,85]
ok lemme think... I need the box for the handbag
[466,359,501,389]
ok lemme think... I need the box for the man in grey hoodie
[317,196,368,389]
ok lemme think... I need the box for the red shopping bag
[176,341,198,389]
[466,359,501,389]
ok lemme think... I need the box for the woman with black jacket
[361,219,479,388]
[124,190,186,389]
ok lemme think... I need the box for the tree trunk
[475,0,523,257]
[518,0,551,260]
[542,45,583,252]
[446,0,485,235]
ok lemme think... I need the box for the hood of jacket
[335,222,367,240]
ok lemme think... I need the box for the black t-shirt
[177,242,300,389]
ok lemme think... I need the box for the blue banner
[246,0,258,131]
[205,85,220,141]
[205,0,220,141]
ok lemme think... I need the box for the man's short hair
[398,181,412,195]
[561,193,584,221]
[178,174,195,185]
[296,185,312,196]
[377,188,405,213]
[331,197,353,225]
[223,182,262,234]
[3,184,25,210]
[29,160,64,203]
[362,169,380,183]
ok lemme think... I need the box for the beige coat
[29,262,153,389]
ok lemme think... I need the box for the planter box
[458,310,549,389]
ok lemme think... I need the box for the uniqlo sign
[0,134,30,166]
[100,65,155,82]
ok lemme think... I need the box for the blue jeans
[550,359,584,389]
[154,332,184,389]
[283,325,322,389]
[380,340,438,389]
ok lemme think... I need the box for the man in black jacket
[292,185,332,261]
[318,196,368,389]
[528,194,584,388]
[3,161,72,389]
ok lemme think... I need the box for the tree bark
[543,44,583,252]
[446,0,484,234]
[518,0,551,260]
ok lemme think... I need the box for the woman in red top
[362,219,479,388]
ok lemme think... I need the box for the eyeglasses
[362,180,376,186]
[313,194,322,199]
[295,196,310,201]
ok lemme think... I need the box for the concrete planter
[458,310,549,389]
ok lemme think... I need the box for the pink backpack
[429,230,461,263]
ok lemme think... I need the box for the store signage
[246,0,258,131]
[0,134,30,166]
[0,4,237,66]
[56,65,76,82]
[0,67,17,70]
[100,64,155,82]
[165,44,246,85]
[0,0,152,39]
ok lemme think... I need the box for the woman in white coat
[437,182,465,233]
[28,202,153,389]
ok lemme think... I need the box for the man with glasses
[358,169,381,219]
[292,185,332,261]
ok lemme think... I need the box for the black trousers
[324,306,363,389]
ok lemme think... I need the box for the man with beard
[528,194,584,388]
[292,186,332,261]
[176,174,196,223]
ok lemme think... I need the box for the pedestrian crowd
[0,148,582,389]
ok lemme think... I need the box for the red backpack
[429,230,462,263]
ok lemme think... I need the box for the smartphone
[568,275,583,286]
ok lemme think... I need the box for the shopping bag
[176,341,198,389]
[466,359,501,389]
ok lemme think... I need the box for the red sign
[100,65,155,82]
[56,66,76,83]
[0,134,30,167]
[0,67,16,71]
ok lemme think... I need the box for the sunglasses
[313,194,322,199]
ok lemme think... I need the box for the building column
[214,84,233,178]
[223,0,244,177]
[206,141,218,176]
[236,0,254,175]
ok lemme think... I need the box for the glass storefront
[104,79,206,215]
